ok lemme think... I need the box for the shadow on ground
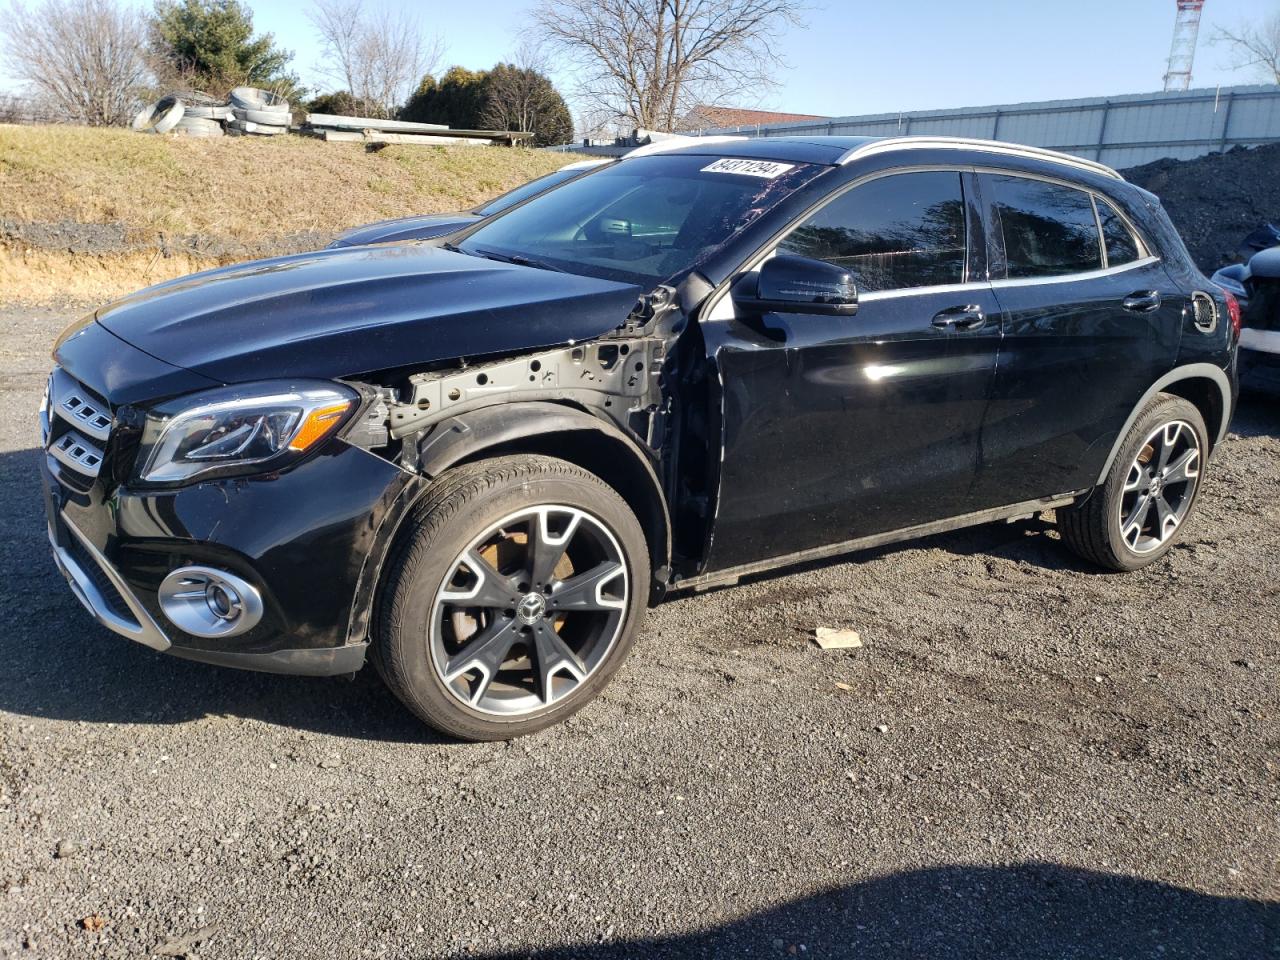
[454,863,1277,960]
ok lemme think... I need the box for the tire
[182,104,231,121]
[229,86,289,113]
[374,455,650,741]
[232,106,290,125]
[132,98,184,134]
[174,116,225,136]
[1057,393,1209,571]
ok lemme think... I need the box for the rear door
[972,173,1182,505]
[703,169,1003,570]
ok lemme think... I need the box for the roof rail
[836,136,1124,181]
[622,133,748,159]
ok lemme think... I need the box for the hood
[96,244,643,385]
[329,213,481,247]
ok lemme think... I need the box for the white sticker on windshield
[701,158,795,179]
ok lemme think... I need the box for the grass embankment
[0,124,566,302]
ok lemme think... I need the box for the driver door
[702,169,1004,570]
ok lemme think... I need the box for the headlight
[135,381,358,485]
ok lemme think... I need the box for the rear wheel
[374,455,649,740]
[1057,394,1208,571]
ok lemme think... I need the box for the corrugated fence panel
[692,85,1280,169]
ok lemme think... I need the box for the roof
[640,135,877,165]
[629,135,1124,180]
[683,106,830,129]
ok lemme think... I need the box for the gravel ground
[0,305,1277,960]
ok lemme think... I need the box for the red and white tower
[1163,0,1206,91]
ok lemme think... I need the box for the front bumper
[41,442,418,677]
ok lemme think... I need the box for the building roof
[683,106,830,129]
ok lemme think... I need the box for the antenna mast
[1163,0,1205,92]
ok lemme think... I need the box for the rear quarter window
[989,175,1102,279]
[1095,195,1142,266]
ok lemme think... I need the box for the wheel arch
[1094,363,1232,486]
[417,401,672,588]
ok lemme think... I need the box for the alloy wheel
[1118,420,1201,554]
[429,505,628,716]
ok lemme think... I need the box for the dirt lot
[0,306,1277,959]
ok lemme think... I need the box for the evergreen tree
[150,0,303,100]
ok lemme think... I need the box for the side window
[1095,196,1142,267]
[989,175,1102,278]
[777,171,967,293]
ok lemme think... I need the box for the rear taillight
[1223,291,1242,339]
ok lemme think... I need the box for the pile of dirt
[1122,142,1280,272]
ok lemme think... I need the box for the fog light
[158,566,263,638]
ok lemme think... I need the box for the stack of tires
[226,87,289,137]
[131,88,290,138]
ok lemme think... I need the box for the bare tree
[308,0,442,117]
[532,0,805,133]
[1213,11,1280,84]
[479,44,574,145]
[0,0,149,125]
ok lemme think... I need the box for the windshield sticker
[701,158,796,179]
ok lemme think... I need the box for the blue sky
[3,0,1277,114]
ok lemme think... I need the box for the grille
[46,367,112,482]
[1191,291,1218,333]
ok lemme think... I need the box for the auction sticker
[701,158,795,178]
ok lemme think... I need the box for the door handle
[1122,290,1161,313]
[931,304,986,331]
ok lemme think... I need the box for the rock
[814,627,863,650]
[875,724,889,734]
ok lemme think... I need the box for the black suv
[42,136,1238,740]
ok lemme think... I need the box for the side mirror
[734,254,859,316]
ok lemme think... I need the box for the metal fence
[690,85,1280,169]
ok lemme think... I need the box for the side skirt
[675,494,1083,593]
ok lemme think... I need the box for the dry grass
[0,123,569,301]
[0,248,221,304]
[0,124,566,242]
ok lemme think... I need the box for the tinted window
[990,175,1102,278]
[1096,196,1141,266]
[460,154,824,285]
[778,172,966,292]
[474,167,594,217]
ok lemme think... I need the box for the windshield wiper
[469,246,566,273]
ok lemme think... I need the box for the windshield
[474,166,596,217]
[459,154,824,285]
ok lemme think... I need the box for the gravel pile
[1122,142,1280,272]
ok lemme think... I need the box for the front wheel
[1057,393,1209,571]
[374,455,650,740]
